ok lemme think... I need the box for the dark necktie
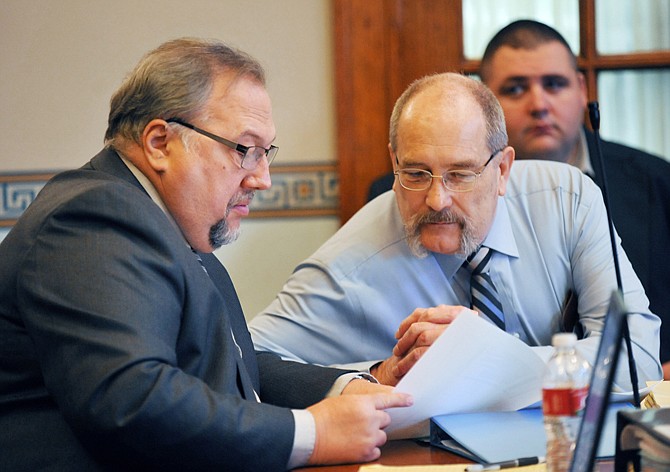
[192,249,259,401]
[192,249,209,274]
[463,246,505,330]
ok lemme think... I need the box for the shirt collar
[570,128,594,177]
[480,196,519,259]
[432,195,519,277]
[118,153,183,239]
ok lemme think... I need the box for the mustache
[228,190,255,209]
[415,209,465,226]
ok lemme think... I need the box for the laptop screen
[569,290,630,472]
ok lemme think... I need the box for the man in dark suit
[0,38,411,471]
[369,20,670,376]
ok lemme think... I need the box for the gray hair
[389,73,507,156]
[104,37,265,150]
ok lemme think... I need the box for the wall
[0,0,339,319]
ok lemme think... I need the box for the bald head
[389,73,508,156]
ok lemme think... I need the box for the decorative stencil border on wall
[0,165,339,227]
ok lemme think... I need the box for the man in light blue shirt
[249,72,662,391]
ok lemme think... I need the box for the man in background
[0,38,411,471]
[250,72,661,390]
[478,20,670,376]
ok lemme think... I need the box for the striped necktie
[463,246,505,330]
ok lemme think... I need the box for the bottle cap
[551,332,577,347]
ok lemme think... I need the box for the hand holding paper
[387,314,546,438]
[372,305,475,386]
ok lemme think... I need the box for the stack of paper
[643,380,670,408]
[618,408,670,470]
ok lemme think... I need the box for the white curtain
[596,0,669,54]
[596,0,670,159]
[463,0,579,59]
[463,0,670,160]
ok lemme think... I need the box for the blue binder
[430,291,638,469]
[430,402,631,464]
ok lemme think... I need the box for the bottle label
[542,386,589,416]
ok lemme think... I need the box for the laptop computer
[569,289,631,472]
[429,290,635,469]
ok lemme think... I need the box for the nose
[425,177,452,211]
[528,83,549,118]
[243,161,272,190]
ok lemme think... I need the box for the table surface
[294,439,470,471]
[294,439,615,472]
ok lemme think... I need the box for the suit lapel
[198,252,261,398]
[89,148,260,399]
[586,132,652,286]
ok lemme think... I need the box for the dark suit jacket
[0,148,347,471]
[368,130,670,362]
[583,131,670,363]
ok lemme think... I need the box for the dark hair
[479,20,576,82]
[105,38,265,150]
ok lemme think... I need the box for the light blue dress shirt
[250,160,662,391]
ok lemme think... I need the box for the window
[335,0,670,223]
[462,0,669,159]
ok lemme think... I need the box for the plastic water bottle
[542,333,592,472]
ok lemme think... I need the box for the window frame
[334,0,670,223]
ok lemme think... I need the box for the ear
[577,71,588,108]
[388,143,396,169]
[388,143,399,192]
[142,119,172,173]
[497,145,515,196]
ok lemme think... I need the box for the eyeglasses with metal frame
[393,149,504,192]
[166,118,278,170]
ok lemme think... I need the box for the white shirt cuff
[326,372,379,397]
[287,409,315,469]
[286,372,378,468]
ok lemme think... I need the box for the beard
[208,190,255,249]
[404,208,479,258]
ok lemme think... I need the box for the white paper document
[387,313,546,439]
